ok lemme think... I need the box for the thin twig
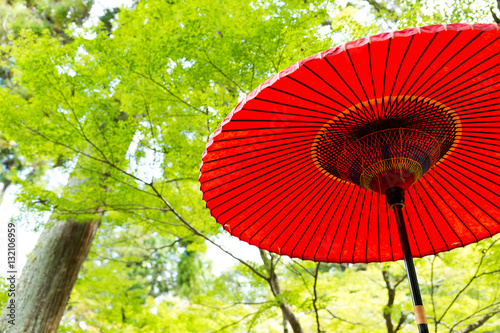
[312,263,322,333]
[324,308,366,326]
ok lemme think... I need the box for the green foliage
[1,0,500,332]
[360,0,494,29]
[0,0,93,42]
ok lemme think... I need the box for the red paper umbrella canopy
[200,23,500,264]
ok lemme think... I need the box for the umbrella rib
[459,113,500,121]
[206,132,343,167]
[411,183,451,252]
[203,144,312,176]
[381,38,391,116]
[253,97,343,117]
[206,132,320,153]
[411,31,490,98]
[229,119,326,124]
[251,166,332,249]
[203,149,311,196]
[367,43,380,117]
[302,63,370,120]
[203,145,310,180]
[429,70,500,112]
[391,97,445,123]
[321,113,367,143]
[459,135,500,145]
[205,156,312,205]
[398,31,462,100]
[452,147,500,169]
[460,120,500,124]
[294,179,346,259]
[338,187,364,263]
[448,153,500,182]
[240,108,332,121]
[229,165,326,240]
[451,87,500,110]
[385,35,415,119]
[364,191,374,263]
[454,148,500,169]
[388,99,456,153]
[420,175,466,246]
[282,72,376,128]
[438,161,500,215]
[459,143,499,158]
[350,189,368,263]
[270,171,337,256]
[210,129,319,143]
[408,31,481,98]
[460,131,500,139]
[423,174,479,242]
[407,188,435,255]
[457,104,500,115]
[259,91,389,135]
[390,34,439,116]
[326,185,359,263]
[207,154,313,210]
[202,142,311,176]
[268,87,344,113]
[230,161,327,234]
[202,138,313,165]
[312,182,351,262]
[430,170,495,235]
[345,49,377,119]
[285,75,361,114]
[431,66,500,105]
[323,57,374,119]
[428,56,500,105]
[217,125,320,132]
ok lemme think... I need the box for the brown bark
[260,250,303,333]
[455,311,500,333]
[0,181,10,204]
[0,219,99,332]
[382,268,396,333]
[0,103,134,332]
[382,266,408,333]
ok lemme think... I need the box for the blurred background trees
[0,0,499,332]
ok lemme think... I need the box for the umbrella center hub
[337,128,440,193]
[312,95,460,194]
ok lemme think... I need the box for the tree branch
[324,308,366,326]
[448,301,500,333]
[455,310,500,333]
[394,312,410,333]
[438,239,499,323]
[148,182,269,281]
[312,263,322,333]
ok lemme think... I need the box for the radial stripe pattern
[200,23,500,263]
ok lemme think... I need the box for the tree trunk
[0,218,99,332]
[381,266,408,333]
[260,250,303,333]
[0,104,134,331]
[382,267,396,333]
[280,302,303,333]
[0,181,11,204]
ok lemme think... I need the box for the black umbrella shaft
[394,204,422,305]
[394,204,429,333]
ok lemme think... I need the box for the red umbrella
[200,23,500,332]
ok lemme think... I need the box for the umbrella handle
[387,188,429,333]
